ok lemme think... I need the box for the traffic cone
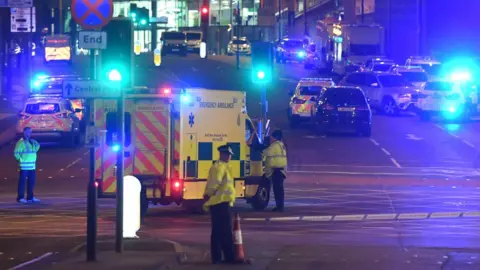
[233,212,245,262]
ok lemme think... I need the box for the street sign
[72,0,113,30]
[79,31,107,49]
[4,0,32,7]
[10,7,35,32]
[63,80,121,98]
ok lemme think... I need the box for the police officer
[263,130,287,212]
[203,145,237,264]
[14,127,41,204]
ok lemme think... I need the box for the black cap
[271,129,283,140]
[217,144,234,155]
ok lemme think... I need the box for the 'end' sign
[79,31,107,50]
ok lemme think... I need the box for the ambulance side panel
[180,89,246,200]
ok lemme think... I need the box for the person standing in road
[14,127,41,204]
[264,129,288,212]
[203,144,238,264]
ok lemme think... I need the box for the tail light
[171,180,184,193]
[54,113,69,119]
[19,113,31,120]
[292,97,306,104]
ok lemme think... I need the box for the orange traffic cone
[233,212,245,262]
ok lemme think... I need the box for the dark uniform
[203,145,236,264]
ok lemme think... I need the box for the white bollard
[123,175,141,238]
[200,42,207,59]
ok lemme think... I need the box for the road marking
[301,216,332,221]
[435,124,445,131]
[241,211,479,223]
[397,213,429,219]
[430,212,461,218]
[365,213,397,220]
[369,139,380,146]
[463,140,475,148]
[390,158,402,168]
[381,148,391,156]
[287,170,480,177]
[269,216,301,221]
[406,134,423,140]
[65,158,82,169]
[333,214,365,221]
[7,252,53,270]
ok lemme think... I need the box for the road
[1,54,480,269]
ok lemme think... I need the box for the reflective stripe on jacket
[14,138,40,170]
[203,160,236,212]
[264,140,287,178]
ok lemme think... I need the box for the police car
[288,78,336,127]
[405,56,442,78]
[392,66,428,88]
[416,79,479,121]
[17,96,82,145]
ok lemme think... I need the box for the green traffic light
[108,69,122,81]
[131,12,137,18]
[140,19,147,25]
[257,70,265,80]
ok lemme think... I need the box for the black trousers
[210,202,235,263]
[272,169,286,210]
[17,170,36,201]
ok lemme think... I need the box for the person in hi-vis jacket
[14,127,41,204]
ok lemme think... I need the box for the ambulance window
[106,112,132,147]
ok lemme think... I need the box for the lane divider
[241,211,480,222]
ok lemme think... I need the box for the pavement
[2,53,480,269]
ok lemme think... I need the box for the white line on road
[463,140,476,148]
[287,170,480,177]
[8,252,53,270]
[435,124,445,131]
[390,158,402,168]
[369,138,380,146]
[381,148,391,156]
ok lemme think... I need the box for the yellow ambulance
[92,88,270,213]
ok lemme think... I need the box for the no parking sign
[72,0,113,29]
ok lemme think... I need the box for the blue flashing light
[297,51,305,58]
[448,106,456,113]
[181,94,190,103]
[451,71,472,82]
[112,144,120,152]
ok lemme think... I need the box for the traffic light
[251,42,273,84]
[200,5,209,25]
[129,3,138,21]
[102,18,134,87]
[137,8,149,26]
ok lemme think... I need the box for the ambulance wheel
[251,181,270,210]
[140,188,149,219]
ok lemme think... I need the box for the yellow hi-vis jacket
[14,138,40,170]
[264,140,287,178]
[203,160,236,212]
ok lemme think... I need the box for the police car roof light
[300,78,333,82]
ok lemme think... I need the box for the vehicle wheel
[250,180,270,210]
[382,97,399,116]
[420,111,431,121]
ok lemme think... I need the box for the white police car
[288,78,336,127]
[416,79,478,121]
[392,66,428,88]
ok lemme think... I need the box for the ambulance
[92,87,270,213]
[44,35,72,64]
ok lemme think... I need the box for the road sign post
[115,88,125,254]
[71,0,113,260]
